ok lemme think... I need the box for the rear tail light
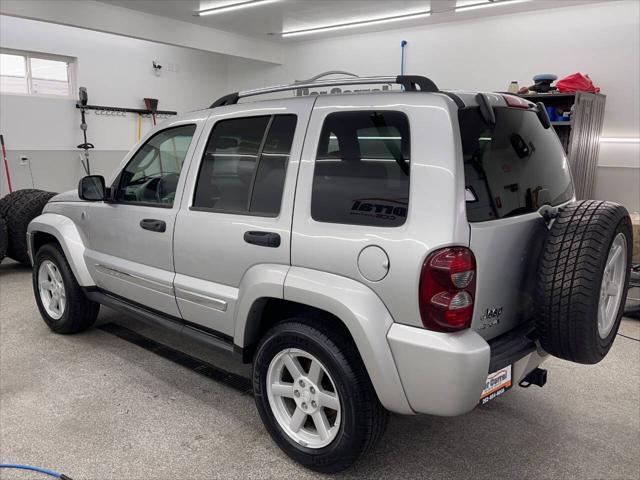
[419,247,477,332]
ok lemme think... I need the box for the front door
[173,97,314,337]
[84,122,202,317]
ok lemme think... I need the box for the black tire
[0,189,41,218]
[6,190,56,265]
[32,243,99,334]
[253,317,388,473]
[537,200,633,364]
[0,216,7,263]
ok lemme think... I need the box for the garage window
[311,111,410,227]
[193,115,297,216]
[0,49,75,97]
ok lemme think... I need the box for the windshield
[460,107,574,222]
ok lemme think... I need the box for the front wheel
[32,243,99,333]
[252,318,387,473]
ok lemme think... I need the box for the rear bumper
[387,323,547,416]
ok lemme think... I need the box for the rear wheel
[537,200,632,364]
[252,317,387,473]
[32,243,99,333]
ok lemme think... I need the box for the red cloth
[556,73,600,93]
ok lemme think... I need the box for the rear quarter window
[311,110,410,227]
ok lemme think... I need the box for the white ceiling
[99,0,604,42]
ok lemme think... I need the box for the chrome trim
[175,287,228,312]
[94,264,174,296]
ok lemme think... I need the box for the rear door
[461,103,575,339]
[172,98,314,337]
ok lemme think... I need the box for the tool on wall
[144,98,159,126]
[400,40,408,76]
[136,113,142,141]
[76,87,93,175]
[0,134,13,194]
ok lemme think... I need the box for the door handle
[244,231,281,248]
[140,218,166,232]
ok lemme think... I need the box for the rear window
[460,107,574,222]
[311,111,410,227]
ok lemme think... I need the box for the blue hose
[0,463,71,479]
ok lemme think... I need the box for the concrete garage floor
[1,261,639,480]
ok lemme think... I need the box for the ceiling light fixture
[281,11,431,38]
[196,0,280,17]
[455,0,532,13]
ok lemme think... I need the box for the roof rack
[209,74,439,108]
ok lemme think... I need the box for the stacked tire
[0,189,56,266]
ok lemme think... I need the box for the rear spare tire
[6,190,56,266]
[537,200,632,364]
[0,216,7,262]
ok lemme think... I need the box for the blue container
[546,106,557,121]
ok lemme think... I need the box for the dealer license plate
[480,365,512,405]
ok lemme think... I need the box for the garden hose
[0,463,73,479]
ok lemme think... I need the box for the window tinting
[116,124,196,207]
[460,107,574,222]
[312,111,410,227]
[193,115,297,216]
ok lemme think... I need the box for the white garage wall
[228,0,640,212]
[0,14,229,195]
[1,2,638,212]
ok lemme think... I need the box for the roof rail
[209,75,439,108]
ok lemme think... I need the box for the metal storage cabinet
[520,92,606,200]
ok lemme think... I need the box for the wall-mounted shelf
[518,91,606,199]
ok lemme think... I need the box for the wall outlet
[19,156,28,165]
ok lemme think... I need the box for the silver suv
[28,75,633,473]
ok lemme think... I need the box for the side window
[311,111,410,227]
[193,114,297,216]
[116,124,196,207]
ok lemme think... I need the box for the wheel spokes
[316,390,339,410]
[45,263,56,281]
[307,359,323,384]
[311,410,330,441]
[283,353,304,379]
[606,244,621,271]
[39,279,53,291]
[290,407,307,433]
[271,382,294,398]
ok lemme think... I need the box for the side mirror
[78,175,106,201]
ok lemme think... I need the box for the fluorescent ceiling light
[196,0,280,16]
[456,0,532,12]
[599,137,640,143]
[282,11,431,38]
